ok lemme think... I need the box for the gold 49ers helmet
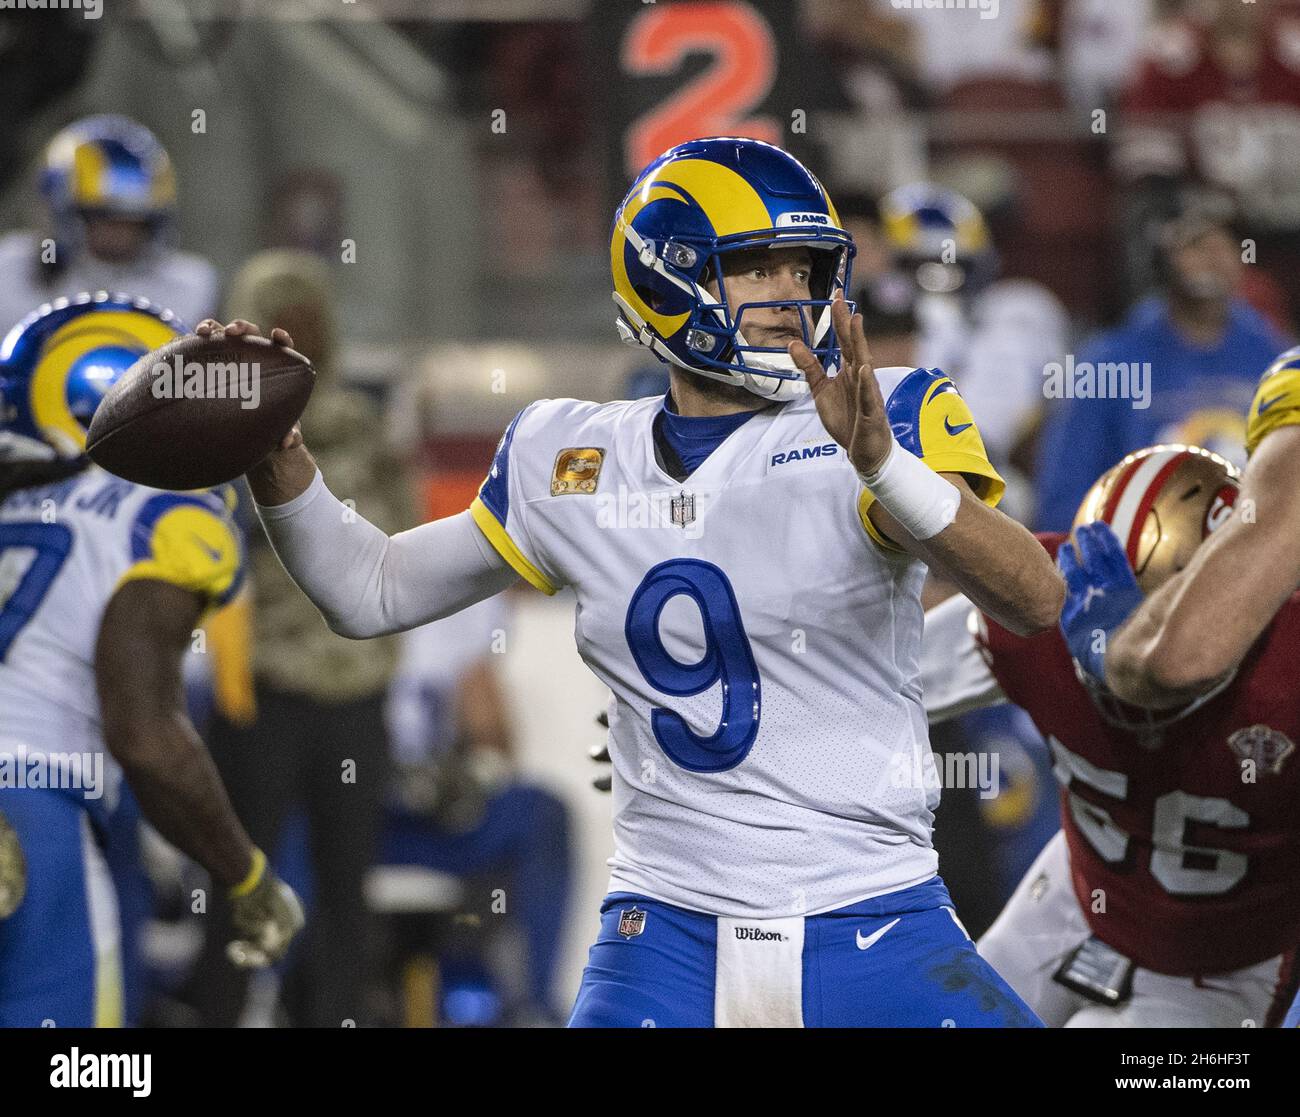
[1073,443,1240,593]
[1072,443,1241,735]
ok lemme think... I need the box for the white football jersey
[0,466,242,807]
[0,232,219,337]
[470,368,1003,917]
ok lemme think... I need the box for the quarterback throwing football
[210,139,1063,1027]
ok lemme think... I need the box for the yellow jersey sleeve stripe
[230,847,267,897]
[470,497,558,595]
[914,382,1005,507]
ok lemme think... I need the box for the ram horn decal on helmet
[610,137,856,402]
[0,293,183,463]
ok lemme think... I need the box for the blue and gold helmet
[879,183,995,296]
[0,293,182,463]
[39,115,176,255]
[611,137,855,401]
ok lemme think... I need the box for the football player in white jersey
[0,116,218,336]
[0,295,301,1027]
[212,138,1063,1027]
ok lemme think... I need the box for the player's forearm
[255,471,517,637]
[104,709,254,889]
[1108,429,1300,704]
[96,583,257,888]
[903,488,1064,636]
[858,442,1062,634]
[1103,576,1215,708]
[1107,520,1287,705]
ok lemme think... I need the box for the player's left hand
[226,849,305,968]
[788,293,894,476]
[1058,522,1144,684]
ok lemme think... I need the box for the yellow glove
[0,809,26,920]
[227,848,304,968]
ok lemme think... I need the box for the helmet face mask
[1072,659,1236,747]
[612,138,855,402]
[1070,443,1242,738]
[675,244,851,400]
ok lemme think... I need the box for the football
[85,332,315,491]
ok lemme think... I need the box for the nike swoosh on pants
[856,917,901,951]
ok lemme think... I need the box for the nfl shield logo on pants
[618,907,647,939]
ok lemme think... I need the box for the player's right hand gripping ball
[0,809,27,920]
[86,331,315,490]
[227,849,305,968]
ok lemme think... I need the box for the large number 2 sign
[622,1,780,179]
[625,559,761,773]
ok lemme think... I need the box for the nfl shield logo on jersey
[670,491,695,528]
[1227,724,1296,776]
[618,907,647,939]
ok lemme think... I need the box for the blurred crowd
[1,0,1297,1024]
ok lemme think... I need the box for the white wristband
[857,439,961,541]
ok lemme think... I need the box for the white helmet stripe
[1107,449,1180,551]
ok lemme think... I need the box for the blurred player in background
[1034,205,1290,530]
[384,595,572,1025]
[923,444,1300,1026]
[186,252,404,1028]
[217,137,1064,1027]
[879,182,998,380]
[0,295,301,1027]
[0,116,218,336]
[879,182,1068,519]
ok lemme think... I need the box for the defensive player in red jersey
[921,444,1300,1026]
[1092,347,1300,718]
